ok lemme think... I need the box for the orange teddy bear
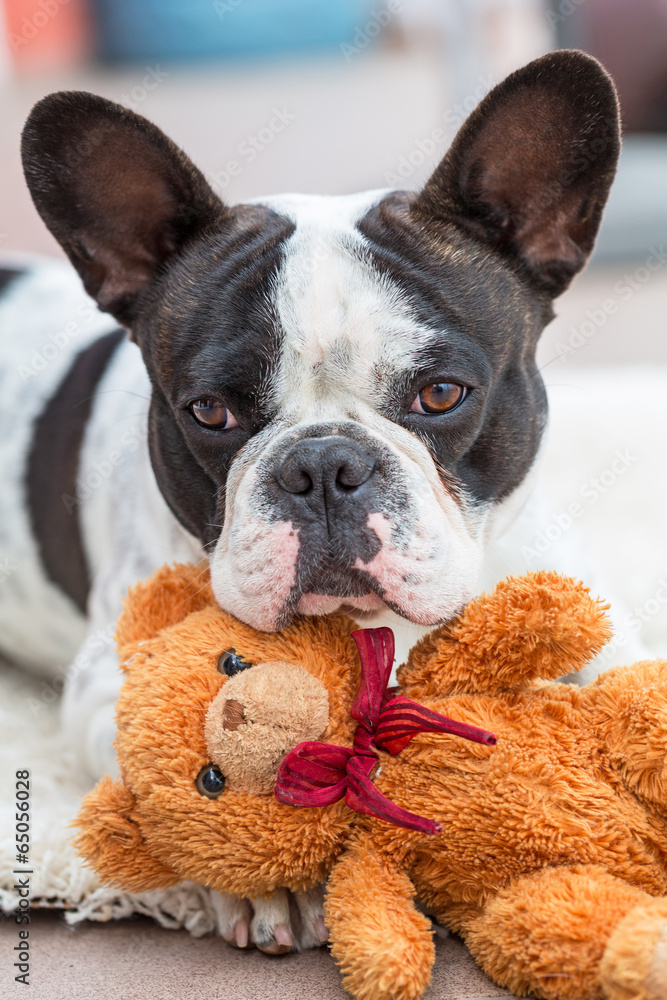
[75,565,667,1000]
[74,562,359,951]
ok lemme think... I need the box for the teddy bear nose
[222,699,245,731]
[204,661,330,795]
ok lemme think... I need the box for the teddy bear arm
[325,833,434,1000]
[463,864,667,1000]
[580,660,667,808]
[402,571,613,698]
[73,776,179,892]
[457,571,612,686]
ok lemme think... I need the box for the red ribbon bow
[275,627,496,835]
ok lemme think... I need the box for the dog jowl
[21,50,620,633]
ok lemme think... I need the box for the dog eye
[190,398,239,430]
[196,764,226,799]
[410,383,467,415]
[217,649,252,676]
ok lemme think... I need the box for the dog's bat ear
[21,91,227,329]
[413,50,620,297]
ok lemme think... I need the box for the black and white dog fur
[1,50,642,950]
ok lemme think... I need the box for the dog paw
[213,887,328,954]
[601,905,667,1000]
[213,894,253,949]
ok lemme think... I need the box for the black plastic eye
[196,764,226,799]
[217,649,252,676]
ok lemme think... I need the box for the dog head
[22,50,620,630]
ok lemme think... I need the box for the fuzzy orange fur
[74,563,359,898]
[74,567,667,1000]
[326,573,667,1000]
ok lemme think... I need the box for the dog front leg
[60,622,123,780]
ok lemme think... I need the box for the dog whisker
[94,389,151,402]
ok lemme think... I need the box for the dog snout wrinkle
[276,436,376,502]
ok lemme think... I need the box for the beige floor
[1,911,516,1000]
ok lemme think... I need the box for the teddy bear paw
[213,886,329,954]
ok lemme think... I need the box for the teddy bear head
[74,564,360,898]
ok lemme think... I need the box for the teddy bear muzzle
[203,660,330,796]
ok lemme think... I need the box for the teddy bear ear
[116,562,214,664]
[73,776,178,892]
[400,571,613,698]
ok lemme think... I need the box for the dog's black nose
[276,437,376,498]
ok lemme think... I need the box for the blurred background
[1,0,667,370]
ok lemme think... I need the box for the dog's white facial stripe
[265,192,439,422]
